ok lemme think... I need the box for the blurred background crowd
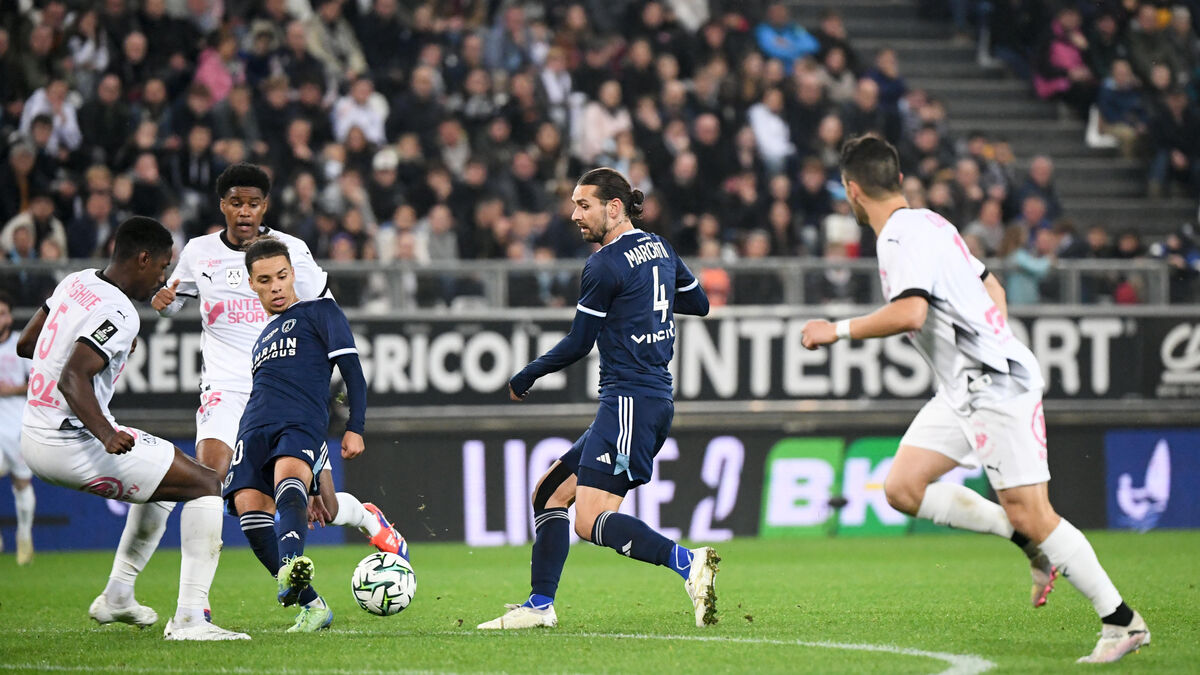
[2,0,1198,308]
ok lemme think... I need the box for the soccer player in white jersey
[0,291,36,565]
[145,164,405,617]
[17,217,248,640]
[801,136,1148,664]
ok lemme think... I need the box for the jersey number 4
[651,266,669,323]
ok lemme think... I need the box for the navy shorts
[560,394,673,497]
[222,423,328,515]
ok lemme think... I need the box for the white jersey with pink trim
[160,229,328,394]
[876,208,1044,411]
[22,269,139,437]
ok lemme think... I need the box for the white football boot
[477,603,558,629]
[89,593,159,628]
[1077,611,1150,663]
[684,547,721,627]
[163,615,251,641]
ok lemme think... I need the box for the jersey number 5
[651,266,669,323]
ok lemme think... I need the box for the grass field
[0,531,1197,674]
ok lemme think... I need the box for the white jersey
[22,270,139,438]
[161,229,328,394]
[0,332,30,426]
[876,208,1044,411]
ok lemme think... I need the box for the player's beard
[580,213,609,243]
[849,197,870,228]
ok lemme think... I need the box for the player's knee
[883,475,920,515]
[1003,502,1058,541]
[195,466,221,497]
[573,513,595,542]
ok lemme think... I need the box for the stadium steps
[1062,198,1196,231]
[788,0,1197,234]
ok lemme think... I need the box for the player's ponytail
[577,167,642,223]
[628,189,645,220]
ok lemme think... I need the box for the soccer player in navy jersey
[223,237,370,633]
[478,168,718,630]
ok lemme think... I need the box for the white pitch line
[2,629,995,675]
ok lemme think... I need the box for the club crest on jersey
[282,319,296,333]
[226,268,244,288]
[91,319,118,345]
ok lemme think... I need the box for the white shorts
[900,388,1051,491]
[197,389,331,473]
[196,389,250,450]
[0,424,32,480]
[20,426,175,503]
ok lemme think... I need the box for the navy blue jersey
[577,229,698,397]
[240,298,357,433]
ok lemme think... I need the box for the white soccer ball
[351,552,416,616]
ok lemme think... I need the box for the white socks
[331,491,381,536]
[916,482,1015,538]
[176,495,223,622]
[1039,518,1124,618]
[12,484,34,540]
[105,501,175,606]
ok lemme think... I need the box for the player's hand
[307,497,332,529]
[800,319,838,350]
[508,383,527,401]
[103,429,136,455]
[341,431,364,459]
[152,279,180,311]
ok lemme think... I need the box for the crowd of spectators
[1,0,1197,309]
[942,1,1200,200]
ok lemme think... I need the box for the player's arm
[15,305,47,359]
[509,258,612,400]
[153,252,198,316]
[319,300,365,458]
[982,269,1007,320]
[670,247,710,317]
[801,295,928,349]
[803,237,932,349]
[290,241,332,300]
[509,309,604,400]
[59,342,134,454]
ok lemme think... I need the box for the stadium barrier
[3,257,1173,309]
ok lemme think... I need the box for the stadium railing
[2,258,1172,311]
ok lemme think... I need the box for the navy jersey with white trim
[240,297,359,433]
[578,229,700,397]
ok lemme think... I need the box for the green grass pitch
[1,532,1197,674]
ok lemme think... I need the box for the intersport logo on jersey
[201,298,271,326]
[112,308,1188,405]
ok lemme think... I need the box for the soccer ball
[351,552,416,616]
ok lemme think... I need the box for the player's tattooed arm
[15,305,47,359]
[59,342,134,454]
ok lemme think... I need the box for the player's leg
[997,482,1148,662]
[229,486,325,621]
[3,434,36,565]
[317,464,407,558]
[272,436,318,607]
[885,397,1050,593]
[477,441,581,630]
[574,396,720,627]
[10,475,34,565]
[147,442,249,640]
[96,445,214,629]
